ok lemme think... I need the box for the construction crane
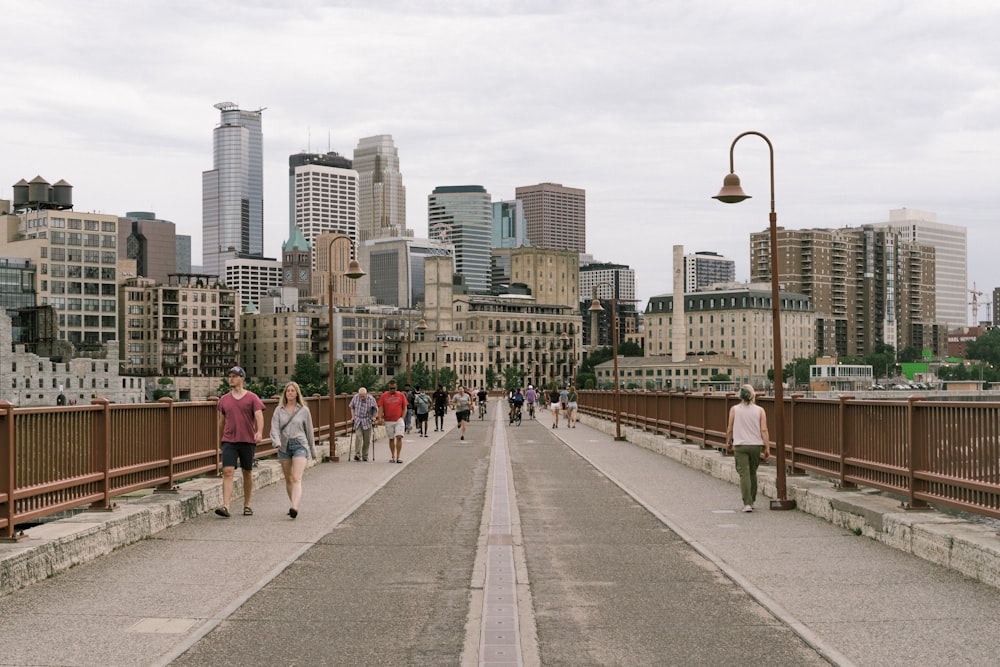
[969,282,984,325]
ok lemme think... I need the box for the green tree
[291,354,322,396]
[485,366,497,390]
[965,329,1000,367]
[153,377,174,401]
[436,366,456,390]
[502,365,523,391]
[898,346,923,363]
[618,341,644,357]
[782,356,815,388]
[351,364,380,393]
[863,344,896,382]
[398,360,431,391]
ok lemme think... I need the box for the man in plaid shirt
[349,387,378,461]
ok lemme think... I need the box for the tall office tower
[288,152,359,269]
[876,208,967,327]
[515,182,586,252]
[176,236,192,273]
[492,200,529,249]
[119,212,177,285]
[202,102,264,279]
[353,135,407,242]
[428,186,493,294]
[359,236,452,307]
[579,262,637,348]
[684,251,735,292]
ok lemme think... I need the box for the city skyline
[2,2,999,317]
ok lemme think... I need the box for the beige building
[507,247,580,309]
[120,275,239,377]
[594,353,751,391]
[515,182,585,253]
[644,284,815,386]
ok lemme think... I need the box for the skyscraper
[353,135,406,242]
[428,186,492,294]
[202,102,264,279]
[515,182,586,252]
[683,251,735,292]
[288,151,359,269]
[492,199,529,249]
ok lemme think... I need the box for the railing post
[836,394,857,489]
[88,397,115,512]
[699,392,712,449]
[155,397,178,493]
[0,400,24,541]
[902,394,932,510]
[682,391,691,443]
[787,393,806,475]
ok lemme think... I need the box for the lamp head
[344,259,366,280]
[712,173,751,204]
[416,318,428,331]
[588,298,604,313]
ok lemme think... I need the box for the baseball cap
[228,366,246,377]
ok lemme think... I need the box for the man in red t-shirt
[378,379,408,463]
[215,366,264,518]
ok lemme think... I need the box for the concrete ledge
[0,441,336,599]
[582,415,1000,592]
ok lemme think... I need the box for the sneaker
[742,505,753,513]
[354,454,361,461]
[460,435,465,441]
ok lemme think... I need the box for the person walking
[215,366,264,518]
[451,385,472,441]
[349,387,378,461]
[269,381,317,519]
[548,385,562,429]
[726,384,771,512]
[378,380,408,463]
[432,384,449,432]
[566,385,579,428]
[403,383,415,434]
[413,387,431,436]
[524,384,537,419]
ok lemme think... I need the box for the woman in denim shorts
[270,381,317,519]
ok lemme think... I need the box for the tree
[399,360,431,391]
[485,366,497,390]
[503,365,523,392]
[618,341,644,357]
[436,366,456,390]
[966,329,1000,367]
[782,356,815,388]
[352,364,381,393]
[153,377,174,401]
[863,344,896,382]
[898,346,923,363]
[291,354,322,396]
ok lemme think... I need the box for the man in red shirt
[378,379,408,463]
[215,366,264,517]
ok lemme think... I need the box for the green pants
[733,445,763,506]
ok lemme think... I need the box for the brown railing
[579,390,1000,521]
[0,394,352,540]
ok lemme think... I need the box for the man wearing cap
[215,366,264,518]
[377,379,408,463]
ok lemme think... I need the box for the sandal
[243,506,253,516]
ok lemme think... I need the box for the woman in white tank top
[725,384,771,512]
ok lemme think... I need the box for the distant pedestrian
[270,381,317,519]
[349,387,378,461]
[413,387,431,436]
[378,380,408,463]
[215,366,264,518]
[404,383,415,434]
[452,385,472,440]
[566,385,579,428]
[726,384,771,512]
[549,386,561,429]
[432,384,449,432]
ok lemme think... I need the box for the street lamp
[713,130,795,510]
[588,285,625,441]
[407,313,427,387]
[560,330,576,387]
[327,235,365,462]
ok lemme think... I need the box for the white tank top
[732,403,764,445]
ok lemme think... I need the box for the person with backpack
[413,387,431,437]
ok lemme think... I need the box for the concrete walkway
[0,406,999,665]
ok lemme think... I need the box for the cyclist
[509,387,524,425]
[524,384,537,419]
[476,387,488,419]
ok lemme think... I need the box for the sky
[3,0,999,319]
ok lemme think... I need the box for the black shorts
[221,442,255,471]
[434,406,446,416]
[456,410,470,423]
[416,412,429,423]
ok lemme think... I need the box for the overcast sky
[3,1,998,317]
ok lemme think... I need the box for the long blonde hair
[281,381,306,408]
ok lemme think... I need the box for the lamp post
[406,312,427,387]
[588,285,625,441]
[560,330,576,386]
[433,336,449,389]
[713,130,795,510]
[327,235,365,462]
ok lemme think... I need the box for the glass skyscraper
[202,102,264,278]
[428,186,492,294]
[353,135,406,242]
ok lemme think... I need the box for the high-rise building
[684,251,735,292]
[119,212,177,285]
[288,151,359,267]
[492,200,529,249]
[202,102,264,279]
[358,236,452,308]
[876,208,967,328]
[223,257,283,312]
[353,135,407,242]
[579,262,637,349]
[515,182,586,252]
[428,186,492,294]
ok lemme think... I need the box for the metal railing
[0,393,352,540]
[578,390,1000,520]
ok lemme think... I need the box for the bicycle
[509,402,522,426]
[478,401,487,420]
